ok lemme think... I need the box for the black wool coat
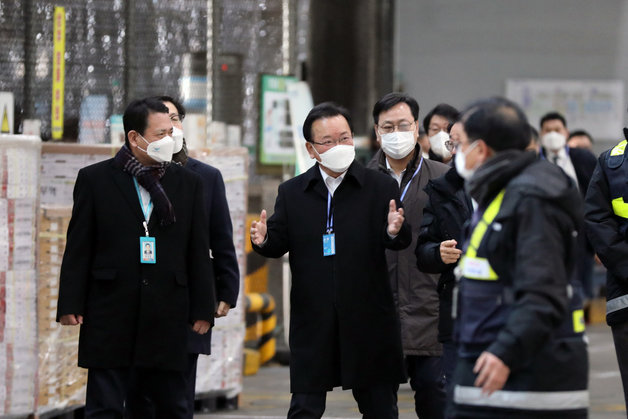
[185,158,240,355]
[57,159,215,372]
[253,161,411,393]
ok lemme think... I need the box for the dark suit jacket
[57,159,215,372]
[253,161,410,393]
[185,157,240,355]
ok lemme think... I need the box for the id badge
[323,233,336,256]
[140,236,156,264]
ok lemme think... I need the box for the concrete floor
[199,323,626,419]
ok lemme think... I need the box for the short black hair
[462,97,530,152]
[568,129,594,143]
[122,98,169,147]
[153,95,186,116]
[423,103,460,133]
[529,124,539,144]
[372,92,419,125]
[539,111,567,130]
[302,102,353,142]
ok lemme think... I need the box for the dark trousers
[611,321,628,408]
[288,383,398,419]
[405,355,446,419]
[125,353,198,419]
[85,367,188,419]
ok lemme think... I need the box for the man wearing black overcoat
[56,98,215,419]
[251,102,411,419]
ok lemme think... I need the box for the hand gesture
[440,239,462,264]
[250,210,267,246]
[60,314,83,326]
[387,200,405,236]
[192,320,211,335]
[473,351,510,395]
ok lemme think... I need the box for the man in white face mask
[124,96,240,419]
[539,111,597,303]
[57,98,214,418]
[367,92,450,418]
[450,98,588,418]
[250,102,412,419]
[423,103,460,164]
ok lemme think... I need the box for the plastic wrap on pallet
[36,144,116,415]
[189,147,247,397]
[0,135,41,416]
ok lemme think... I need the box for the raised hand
[387,199,405,236]
[250,209,268,246]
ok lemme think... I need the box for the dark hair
[539,111,567,129]
[302,102,353,142]
[568,129,594,144]
[152,95,186,116]
[462,97,530,152]
[122,98,169,146]
[422,103,460,133]
[529,124,539,144]
[372,92,419,125]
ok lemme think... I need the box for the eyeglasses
[377,121,415,135]
[311,135,352,147]
[170,114,185,122]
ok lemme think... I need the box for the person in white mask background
[57,98,214,418]
[124,96,240,419]
[539,111,597,304]
[250,102,412,419]
[366,92,450,418]
[416,117,474,403]
[423,103,460,164]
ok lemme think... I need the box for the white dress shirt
[548,147,579,190]
[319,166,347,196]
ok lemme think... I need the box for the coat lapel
[110,161,145,223]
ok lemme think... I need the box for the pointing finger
[389,199,397,213]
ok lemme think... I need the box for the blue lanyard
[133,178,153,222]
[326,192,334,233]
[400,157,424,202]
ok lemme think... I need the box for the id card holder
[140,236,156,264]
[323,233,336,256]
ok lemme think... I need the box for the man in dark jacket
[539,111,597,301]
[251,102,411,419]
[416,119,473,389]
[57,98,215,418]
[367,92,449,418]
[584,127,628,407]
[125,96,240,419]
[450,97,588,418]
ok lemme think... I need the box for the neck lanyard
[326,192,334,233]
[400,157,424,202]
[133,178,153,222]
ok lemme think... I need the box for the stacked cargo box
[0,135,40,416]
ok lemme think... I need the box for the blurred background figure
[568,129,595,152]
[539,111,597,303]
[423,104,460,164]
[416,116,473,399]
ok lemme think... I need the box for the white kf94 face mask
[172,126,184,153]
[138,134,175,163]
[313,144,355,173]
[429,130,452,160]
[380,131,415,159]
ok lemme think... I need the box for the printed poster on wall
[259,74,298,165]
[506,79,625,141]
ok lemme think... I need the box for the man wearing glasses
[368,93,450,418]
[251,102,411,418]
